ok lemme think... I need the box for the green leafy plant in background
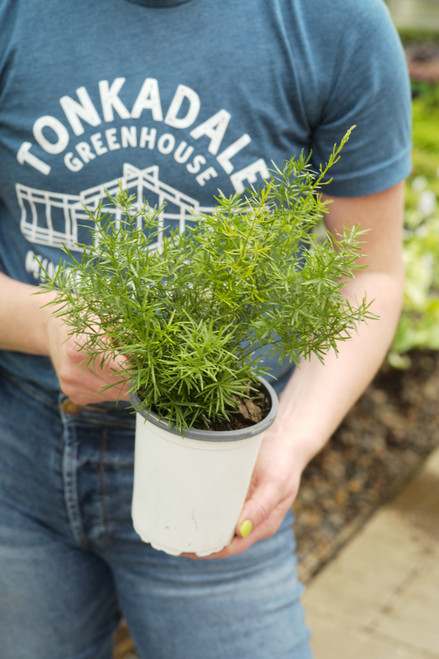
[388,56,439,367]
[40,129,374,430]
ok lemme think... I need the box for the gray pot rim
[129,376,279,442]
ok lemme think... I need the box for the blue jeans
[0,370,312,659]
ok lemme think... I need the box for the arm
[0,273,55,355]
[205,181,405,558]
[0,273,130,404]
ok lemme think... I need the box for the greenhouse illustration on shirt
[16,164,211,252]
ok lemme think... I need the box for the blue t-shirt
[0,0,412,393]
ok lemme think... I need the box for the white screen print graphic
[16,163,213,254]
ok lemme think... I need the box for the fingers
[47,317,131,405]
[238,480,281,537]
[186,437,303,560]
[61,352,131,405]
[185,481,297,561]
[184,508,287,560]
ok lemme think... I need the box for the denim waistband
[0,366,134,427]
[1,366,60,411]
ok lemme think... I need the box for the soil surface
[294,350,439,583]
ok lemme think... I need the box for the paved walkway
[302,447,439,658]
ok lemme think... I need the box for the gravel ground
[294,350,439,583]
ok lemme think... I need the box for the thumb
[237,481,279,539]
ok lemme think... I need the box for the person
[0,1,411,657]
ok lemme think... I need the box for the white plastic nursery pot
[130,378,278,557]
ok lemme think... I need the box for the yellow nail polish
[239,520,253,539]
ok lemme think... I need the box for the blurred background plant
[388,28,439,367]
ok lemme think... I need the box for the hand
[185,424,303,560]
[46,313,131,406]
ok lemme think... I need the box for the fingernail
[239,520,253,539]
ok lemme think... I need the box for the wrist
[35,290,61,357]
[0,272,59,356]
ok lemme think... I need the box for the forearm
[0,272,131,403]
[0,272,55,355]
[217,183,407,557]
[272,268,404,472]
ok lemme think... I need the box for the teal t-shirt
[0,0,412,392]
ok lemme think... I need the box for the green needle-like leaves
[40,128,376,429]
